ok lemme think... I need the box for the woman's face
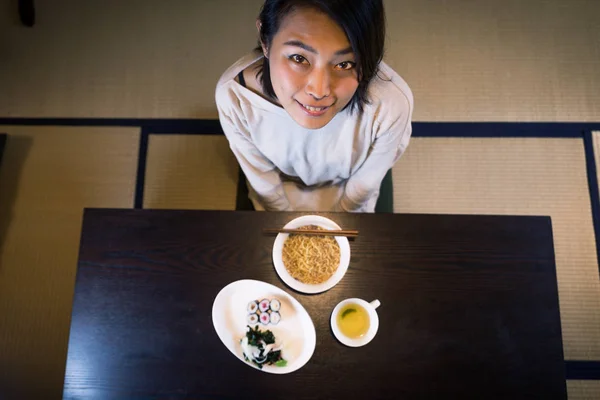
[264,8,359,129]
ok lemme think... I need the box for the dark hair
[255,0,385,114]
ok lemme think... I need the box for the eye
[336,61,356,71]
[289,54,309,64]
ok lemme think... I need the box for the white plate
[212,279,316,374]
[272,215,351,294]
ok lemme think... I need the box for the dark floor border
[134,129,150,209]
[0,118,223,134]
[413,122,597,138]
[0,133,7,167]
[2,118,600,137]
[565,360,600,380]
[583,131,600,277]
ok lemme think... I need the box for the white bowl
[331,298,380,347]
[212,279,316,374]
[272,215,351,294]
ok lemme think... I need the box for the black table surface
[63,209,566,399]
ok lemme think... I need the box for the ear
[256,19,268,57]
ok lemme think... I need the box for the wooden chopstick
[263,228,359,238]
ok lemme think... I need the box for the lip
[296,100,331,117]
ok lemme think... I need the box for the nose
[305,67,331,100]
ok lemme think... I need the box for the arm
[339,103,412,213]
[218,112,292,211]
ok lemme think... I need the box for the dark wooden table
[62,209,566,399]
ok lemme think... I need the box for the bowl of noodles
[272,215,351,294]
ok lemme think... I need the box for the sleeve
[216,89,292,211]
[339,91,413,213]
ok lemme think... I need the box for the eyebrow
[283,40,354,56]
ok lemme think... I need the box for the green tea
[337,303,370,338]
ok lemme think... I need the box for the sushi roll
[259,299,270,313]
[247,301,258,314]
[247,314,259,325]
[259,312,270,325]
[270,299,281,312]
[270,311,281,325]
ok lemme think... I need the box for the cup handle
[370,299,381,309]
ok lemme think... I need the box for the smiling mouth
[296,100,332,115]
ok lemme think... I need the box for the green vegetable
[341,308,357,319]
[275,359,288,367]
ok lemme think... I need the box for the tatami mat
[393,137,600,360]
[567,380,600,400]
[143,134,238,210]
[1,0,599,121]
[0,126,139,398]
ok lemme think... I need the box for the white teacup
[330,298,380,347]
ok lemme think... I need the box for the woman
[215,0,413,212]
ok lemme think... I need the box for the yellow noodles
[282,225,341,284]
